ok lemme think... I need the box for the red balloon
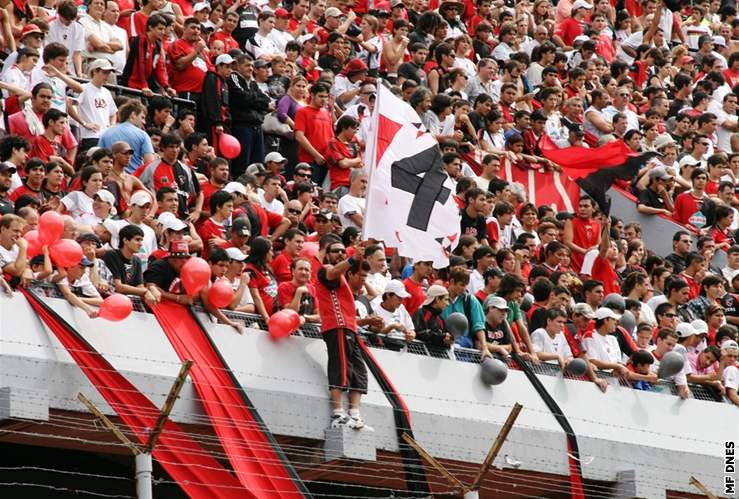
[38,211,64,246]
[208,279,234,308]
[181,257,211,295]
[24,230,42,258]
[281,308,301,331]
[219,133,241,159]
[268,310,299,340]
[50,239,83,268]
[99,294,133,322]
[299,242,319,259]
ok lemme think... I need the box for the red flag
[539,134,637,179]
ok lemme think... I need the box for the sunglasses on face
[329,248,346,254]
[288,208,302,215]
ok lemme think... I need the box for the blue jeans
[232,124,265,178]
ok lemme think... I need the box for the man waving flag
[363,85,460,268]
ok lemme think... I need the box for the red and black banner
[150,301,311,498]
[357,339,431,495]
[21,288,251,499]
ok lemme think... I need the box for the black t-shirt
[317,54,343,77]
[720,293,739,318]
[143,258,180,292]
[468,111,487,132]
[637,187,666,209]
[484,319,513,345]
[460,209,487,242]
[102,249,142,287]
[473,39,492,61]
[398,62,426,86]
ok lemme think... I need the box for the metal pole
[135,452,153,499]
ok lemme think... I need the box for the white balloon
[480,358,508,385]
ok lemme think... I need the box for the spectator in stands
[99,101,155,173]
[278,257,319,321]
[587,220,621,295]
[673,168,713,230]
[0,214,30,285]
[665,231,693,274]
[636,167,675,216]
[583,307,629,376]
[198,190,233,258]
[582,279,605,311]
[144,240,192,303]
[200,53,235,155]
[71,60,118,154]
[272,228,305,283]
[58,166,103,223]
[56,256,103,317]
[199,248,245,332]
[295,82,334,185]
[719,340,739,407]
[168,18,213,109]
[479,295,519,359]
[372,280,416,347]
[564,196,600,273]
[468,245,494,295]
[531,308,574,370]
[442,269,487,355]
[121,14,173,97]
[402,260,433,317]
[102,224,160,304]
[245,236,279,321]
[413,285,452,348]
[337,169,367,230]
[650,328,690,399]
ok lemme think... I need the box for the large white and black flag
[363,85,460,268]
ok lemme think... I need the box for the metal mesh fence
[23,281,730,403]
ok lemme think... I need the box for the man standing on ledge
[316,238,371,431]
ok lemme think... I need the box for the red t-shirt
[294,105,334,163]
[570,217,600,273]
[673,191,708,228]
[325,138,360,190]
[277,280,317,309]
[29,134,58,163]
[590,255,621,295]
[168,39,213,93]
[246,263,278,315]
[271,251,294,284]
[680,272,700,300]
[288,17,317,34]
[199,181,222,214]
[554,18,584,47]
[9,184,42,202]
[8,112,77,152]
[402,277,425,317]
[197,217,226,258]
[210,30,239,52]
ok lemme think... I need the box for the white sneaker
[346,415,373,431]
[330,414,348,429]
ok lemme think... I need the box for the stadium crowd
[0,0,737,427]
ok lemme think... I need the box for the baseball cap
[20,24,43,39]
[215,54,235,66]
[422,285,449,306]
[384,280,411,298]
[225,247,247,261]
[648,166,673,181]
[325,6,342,17]
[232,217,251,237]
[193,2,210,11]
[246,163,267,176]
[223,181,247,195]
[572,0,593,9]
[298,33,318,45]
[483,295,509,311]
[712,35,727,47]
[690,320,709,336]
[94,189,117,215]
[653,134,675,151]
[159,213,188,232]
[76,232,102,248]
[315,209,334,221]
[595,307,621,320]
[675,322,697,338]
[0,163,17,175]
[274,7,290,17]
[167,240,191,258]
[254,59,271,69]
[89,59,115,73]
[390,0,404,7]
[264,151,287,163]
[678,55,694,65]
[573,303,595,319]
[130,190,152,207]
[722,339,739,352]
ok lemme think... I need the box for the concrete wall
[1,293,736,498]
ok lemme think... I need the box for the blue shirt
[441,292,486,346]
[98,122,154,173]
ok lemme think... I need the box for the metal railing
[25,281,727,404]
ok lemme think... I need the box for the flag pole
[361,82,382,242]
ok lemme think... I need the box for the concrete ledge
[324,425,377,462]
[0,386,49,421]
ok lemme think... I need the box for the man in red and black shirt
[200,157,230,215]
[316,239,370,430]
[121,14,174,97]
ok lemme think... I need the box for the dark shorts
[323,328,368,393]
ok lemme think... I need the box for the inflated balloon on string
[38,211,64,245]
[281,308,301,331]
[268,310,299,340]
[446,312,468,338]
[181,257,211,295]
[24,230,42,258]
[208,279,234,308]
[99,294,133,322]
[566,358,588,377]
[480,358,508,386]
[50,239,83,268]
[657,352,685,379]
[219,133,241,159]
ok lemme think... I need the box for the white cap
[223,181,247,195]
[324,6,342,17]
[384,280,410,298]
[712,35,727,47]
[88,59,115,73]
[298,33,318,45]
[722,339,738,352]
[158,212,187,232]
[572,0,593,9]
[676,322,697,338]
[193,2,210,11]
[483,295,509,311]
[215,54,235,65]
[130,190,152,207]
[225,247,247,261]
[264,151,287,163]
[595,307,621,320]
[690,319,709,335]
[94,189,117,215]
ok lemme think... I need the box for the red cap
[21,24,43,38]
[342,58,368,76]
[167,240,191,258]
[678,55,694,65]
[274,7,291,17]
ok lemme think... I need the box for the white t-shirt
[649,345,689,386]
[467,269,484,295]
[0,244,19,270]
[603,106,640,132]
[76,82,118,139]
[107,23,129,74]
[258,191,284,215]
[79,15,116,61]
[61,191,96,224]
[531,327,573,361]
[247,32,281,59]
[46,19,85,76]
[59,271,101,298]
[709,103,738,154]
[267,29,293,53]
[31,69,68,112]
[371,298,414,341]
[723,365,739,392]
[582,332,623,366]
[3,66,31,96]
[338,193,365,230]
[331,74,362,108]
[108,219,157,260]
[366,271,390,295]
